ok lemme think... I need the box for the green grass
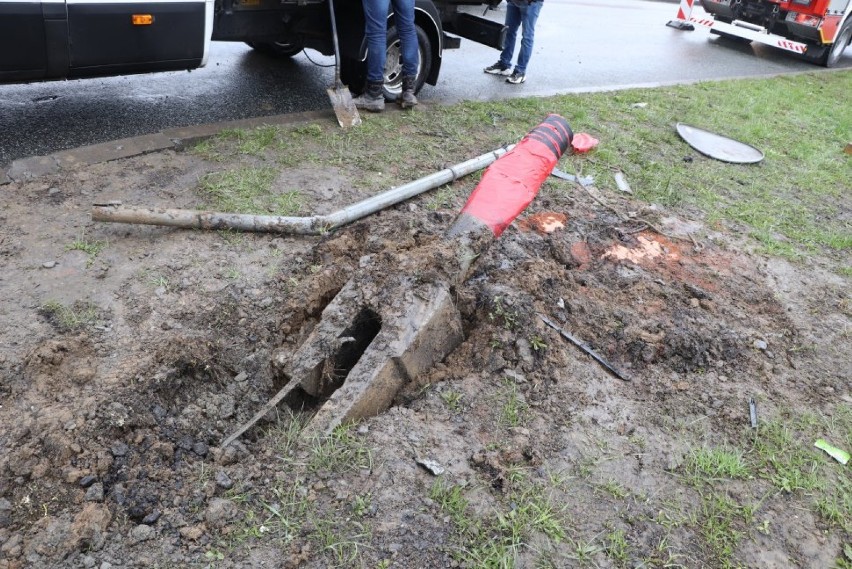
[40,300,98,330]
[187,72,850,267]
[307,423,372,473]
[430,475,569,568]
[66,234,107,267]
[683,446,752,484]
[199,166,303,216]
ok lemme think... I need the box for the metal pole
[92,145,513,235]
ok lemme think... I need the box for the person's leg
[355,0,390,110]
[363,0,391,84]
[513,0,541,74]
[390,0,419,78]
[500,4,521,69]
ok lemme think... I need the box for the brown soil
[0,133,849,568]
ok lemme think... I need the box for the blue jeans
[362,0,419,84]
[499,0,542,75]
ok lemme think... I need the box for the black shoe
[484,61,512,76]
[506,71,526,84]
[398,75,418,109]
[353,81,385,112]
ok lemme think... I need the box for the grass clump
[307,423,372,473]
[40,300,98,330]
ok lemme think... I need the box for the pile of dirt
[0,134,848,569]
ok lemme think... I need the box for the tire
[341,24,433,99]
[244,41,304,58]
[822,19,852,68]
[382,25,432,101]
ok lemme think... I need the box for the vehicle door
[0,0,57,81]
[66,0,213,77]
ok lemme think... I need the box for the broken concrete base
[303,282,463,435]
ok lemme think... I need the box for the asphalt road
[1,0,849,167]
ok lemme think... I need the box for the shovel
[326,0,361,128]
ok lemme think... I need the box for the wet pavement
[1,0,849,167]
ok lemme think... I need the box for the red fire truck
[674,0,852,67]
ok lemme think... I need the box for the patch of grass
[488,296,518,330]
[310,516,371,568]
[307,423,372,473]
[528,335,547,352]
[430,475,568,567]
[604,528,629,566]
[236,480,311,546]
[441,389,463,411]
[683,446,751,484]
[499,381,528,429]
[199,166,290,215]
[596,479,629,500]
[66,234,106,267]
[40,300,98,330]
[697,492,750,567]
[750,420,826,493]
[264,411,305,464]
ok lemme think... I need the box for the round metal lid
[676,123,765,164]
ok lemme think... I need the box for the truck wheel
[823,19,852,67]
[245,41,303,58]
[382,24,432,101]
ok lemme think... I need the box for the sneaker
[506,71,526,84]
[484,61,512,76]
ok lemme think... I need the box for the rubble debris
[571,132,599,153]
[415,458,445,476]
[614,171,633,194]
[814,439,850,465]
[550,167,594,186]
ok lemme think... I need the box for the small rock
[129,524,155,544]
[0,498,11,527]
[192,442,209,457]
[42,261,57,269]
[357,424,369,435]
[503,369,527,384]
[48,187,60,195]
[215,471,233,490]
[179,525,204,541]
[79,475,97,488]
[100,562,114,569]
[85,483,105,502]
[753,339,768,351]
[205,498,238,528]
[82,555,96,568]
[142,510,161,525]
[110,442,129,457]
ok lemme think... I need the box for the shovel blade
[327,85,362,128]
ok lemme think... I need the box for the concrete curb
[1,108,334,185]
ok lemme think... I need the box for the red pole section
[455,114,573,237]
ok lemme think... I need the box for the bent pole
[91,146,514,235]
